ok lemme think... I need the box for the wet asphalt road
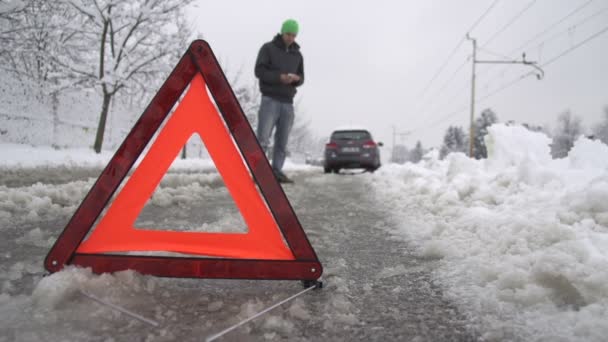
[0,167,478,341]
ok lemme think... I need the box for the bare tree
[54,0,193,152]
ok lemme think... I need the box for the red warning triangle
[44,40,322,281]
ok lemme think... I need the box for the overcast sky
[188,0,608,153]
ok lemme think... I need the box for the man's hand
[288,73,301,82]
[280,74,292,84]
[280,73,301,84]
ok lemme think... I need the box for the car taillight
[326,142,338,149]
[362,140,377,149]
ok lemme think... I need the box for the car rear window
[331,130,371,141]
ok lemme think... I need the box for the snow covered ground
[369,124,608,341]
[1,148,475,341]
[0,146,328,341]
[0,143,315,171]
[2,125,608,341]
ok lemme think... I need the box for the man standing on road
[255,19,304,184]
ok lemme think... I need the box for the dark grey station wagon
[324,129,382,173]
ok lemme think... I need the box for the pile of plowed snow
[370,124,608,341]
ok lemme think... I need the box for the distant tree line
[391,141,425,164]
[392,105,608,163]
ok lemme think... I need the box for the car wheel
[323,167,331,174]
[332,168,340,174]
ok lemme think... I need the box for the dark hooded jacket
[254,34,304,103]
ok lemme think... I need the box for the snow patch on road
[0,266,165,341]
[31,267,154,309]
[0,180,93,225]
[0,142,317,172]
[369,124,608,341]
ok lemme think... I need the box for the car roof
[332,124,369,132]
[331,129,371,134]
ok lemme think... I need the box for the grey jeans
[256,96,294,173]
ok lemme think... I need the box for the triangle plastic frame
[44,40,323,281]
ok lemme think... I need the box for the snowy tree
[0,0,29,54]
[289,101,319,157]
[551,111,583,158]
[473,108,498,159]
[439,125,467,159]
[233,81,260,129]
[229,68,261,129]
[0,0,29,36]
[592,107,608,145]
[522,122,545,133]
[0,0,27,15]
[409,141,424,163]
[53,0,193,153]
[0,0,75,88]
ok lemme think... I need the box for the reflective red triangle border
[44,40,323,281]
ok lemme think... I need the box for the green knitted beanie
[281,19,299,35]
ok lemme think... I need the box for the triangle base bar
[72,254,322,280]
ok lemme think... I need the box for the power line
[415,40,465,100]
[455,1,600,106]
[412,23,608,134]
[479,6,608,88]
[506,0,594,56]
[534,6,608,55]
[479,23,608,103]
[410,0,501,121]
[420,57,471,112]
[469,0,502,33]
[482,0,537,48]
[542,23,608,67]
[415,104,469,132]
[415,0,501,101]
[478,46,513,60]
[477,73,535,104]
[414,0,533,125]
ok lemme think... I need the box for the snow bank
[0,143,314,172]
[0,143,112,169]
[0,266,165,341]
[31,267,157,309]
[0,143,215,170]
[0,179,94,224]
[370,124,608,341]
[0,143,316,229]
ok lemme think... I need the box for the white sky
[188,0,608,152]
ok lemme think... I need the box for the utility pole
[465,34,544,158]
[468,35,477,159]
[391,125,396,162]
[391,125,411,163]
